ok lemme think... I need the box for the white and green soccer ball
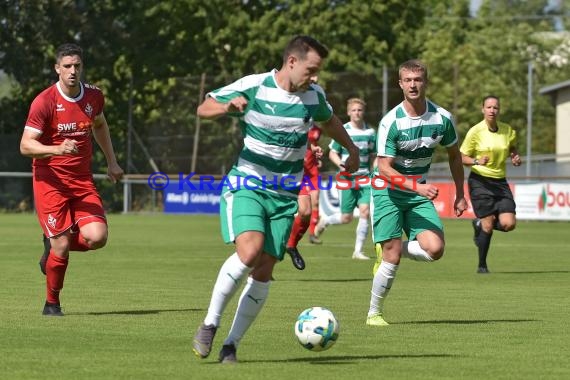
[294,307,339,352]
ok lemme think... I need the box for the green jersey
[329,122,376,177]
[376,100,457,190]
[208,69,333,197]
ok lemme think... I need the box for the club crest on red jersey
[84,103,93,117]
[47,214,57,229]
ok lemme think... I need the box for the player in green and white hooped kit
[366,60,468,327]
[315,98,376,260]
[192,35,361,363]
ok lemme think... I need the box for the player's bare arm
[320,114,359,173]
[378,155,438,198]
[328,150,343,170]
[197,96,248,119]
[310,143,323,160]
[461,152,489,166]
[20,129,78,158]
[446,144,468,216]
[510,146,522,166]
[369,152,376,172]
[92,112,124,183]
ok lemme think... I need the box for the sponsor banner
[434,181,570,221]
[373,181,570,221]
[163,178,570,221]
[318,180,360,218]
[515,182,570,220]
[319,181,472,220]
[163,181,221,214]
[431,182,476,219]
[318,183,340,217]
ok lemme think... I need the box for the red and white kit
[299,125,322,195]
[25,82,107,237]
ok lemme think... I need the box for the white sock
[401,240,434,262]
[204,253,251,327]
[368,261,398,316]
[224,277,270,347]
[325,213,342,226]
[354,217,369,253]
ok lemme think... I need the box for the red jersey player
[285,124,323,270]
[20,43,123,316]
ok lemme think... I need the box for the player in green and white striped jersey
[366,60,468,327]
[192,35,360,363]
[315,98,376,260]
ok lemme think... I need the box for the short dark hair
[398,59,428,81]
[482,95,500,105]
[282,35,329,63]
[55,43,83,63]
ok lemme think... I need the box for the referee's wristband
[473,159,479,165]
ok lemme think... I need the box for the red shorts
[33,174,107,237]
[299,169,320,196]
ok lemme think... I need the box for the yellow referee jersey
[460,120,516,179]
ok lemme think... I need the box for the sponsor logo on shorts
[47,214,56,229]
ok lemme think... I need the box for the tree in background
[1,0,568,210]
[418,0,568,162]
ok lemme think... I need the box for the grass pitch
[1,213,569,379]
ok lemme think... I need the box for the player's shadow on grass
[397,318,537,325]
[236,353,457,364]
[72,308,202,316]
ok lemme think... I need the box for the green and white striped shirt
[329,123,376,177]
[376,100,457,186]
[208,69,333,197]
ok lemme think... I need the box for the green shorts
[220,187,297,259]
[339,186,371,214]
[370,189,443,243]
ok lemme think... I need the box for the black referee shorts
[468,172,516,218]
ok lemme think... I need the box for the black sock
[476,231,492,268]
[493,219,506,232]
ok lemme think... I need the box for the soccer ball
[294,307,339,351]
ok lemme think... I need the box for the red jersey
[25,82,104,178]
[304,125,322,173]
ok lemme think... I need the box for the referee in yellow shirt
[460,95,522,273]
